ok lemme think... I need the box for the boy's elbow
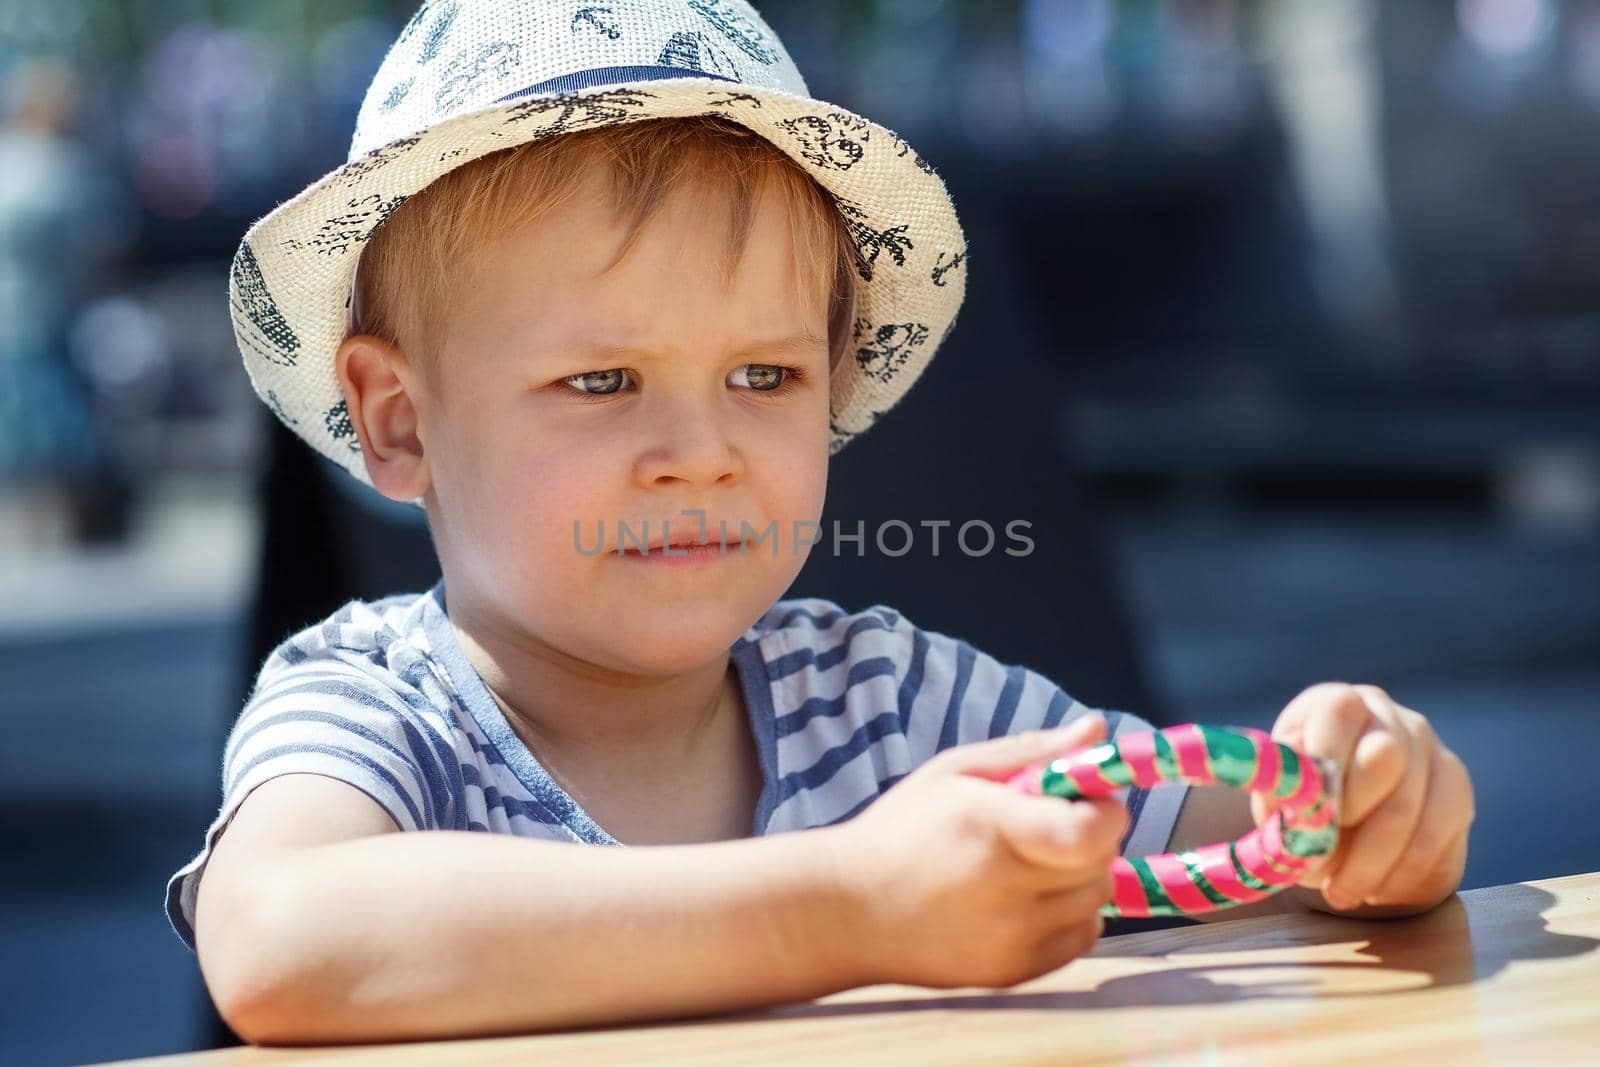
[196,870,331,1045]
[210,969,302,1047]
[211,949,363,1047]
[207,935,342,1046]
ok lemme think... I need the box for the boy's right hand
[820,713,1128,990]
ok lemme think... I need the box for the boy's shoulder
[258,587,441,686]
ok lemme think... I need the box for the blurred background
[3,0,1598,1062]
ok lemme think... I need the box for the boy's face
[414,160,833,676]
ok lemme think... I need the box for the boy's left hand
[1250,683,1475,914]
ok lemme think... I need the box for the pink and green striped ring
[1005,724,1342,918]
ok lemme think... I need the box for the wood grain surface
[105,872,1600,1066]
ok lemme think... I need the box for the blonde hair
[353,116,859,390]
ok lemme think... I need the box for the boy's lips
[619,540,744,564]
[614,521,746,553]
[601,517,751,562]
[643,532,740,551]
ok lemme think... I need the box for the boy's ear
[335,333,432,503]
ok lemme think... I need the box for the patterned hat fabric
[231,0,969,504]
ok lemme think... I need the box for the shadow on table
[740,885,1596,1017]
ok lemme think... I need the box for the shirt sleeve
[883,604,1189,862]
[163,624,458,953]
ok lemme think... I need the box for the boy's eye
[731,364,786,391]
[562,364,800,399]
[566,369,630,395]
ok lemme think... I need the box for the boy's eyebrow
[564,328,827,362]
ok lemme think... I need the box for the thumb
[937,712,1108,782]
[995,791,1130,873]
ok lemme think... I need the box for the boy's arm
[196,773,869,1045]
[1163,782,1431,922]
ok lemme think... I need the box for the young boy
[168,0,1476,1045]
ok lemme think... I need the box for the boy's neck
[448,611,744,786]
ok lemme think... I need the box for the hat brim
[230,76,968,506]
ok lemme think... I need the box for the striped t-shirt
[165,579,1188,950]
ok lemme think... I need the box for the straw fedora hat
[230,0,969,502]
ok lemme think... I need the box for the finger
[1024,921,1103,981]
[943,713,1107,781]
[995,792,1128,874]
[1029,898,1107,971]
[1364,821,1469,910]
[1419,820,1471,903]
[1365,747,1474,906]
[1036,865,1117,911]
[1262,684,1384,890]
[1283,684,1406,828]
[1280,687,1369,812]
[1272,682,1364,750]
[1263,685,1366,822]
[1336,688,1413,827]
[1321,710,1431,906]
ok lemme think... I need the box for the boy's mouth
[620,539,744,563]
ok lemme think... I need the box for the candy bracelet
[1005,724,1341,918]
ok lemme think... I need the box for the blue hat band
[495,65,739,103]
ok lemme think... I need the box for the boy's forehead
[424,139,843,366]
[466,216,824,331]
[556,323,828,360]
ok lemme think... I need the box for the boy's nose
[631,399,745,488]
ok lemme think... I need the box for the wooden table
[110,872,1600,1066]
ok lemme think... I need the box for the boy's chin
[601,610,757,673]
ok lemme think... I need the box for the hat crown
[351,0,809,161]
